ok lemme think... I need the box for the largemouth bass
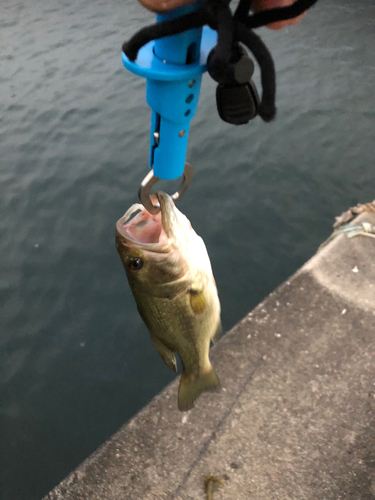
[115,192,221,411]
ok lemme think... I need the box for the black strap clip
[207,44,259,125]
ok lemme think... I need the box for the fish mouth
[115,192,176,252]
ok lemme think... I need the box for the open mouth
[116,203,170,247]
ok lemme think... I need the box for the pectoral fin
[189,290,206,315]
[178,366,220,411]
[150,334,177,372]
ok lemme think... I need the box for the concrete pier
[45,213,375,500]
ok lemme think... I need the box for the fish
[115,191,222,411]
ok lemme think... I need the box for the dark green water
[1,1,374,498]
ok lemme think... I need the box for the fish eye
[128,257,143,271]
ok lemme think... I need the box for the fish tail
[178,366,220,412]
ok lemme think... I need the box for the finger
[251,0,306,30]
[137,0,196,14]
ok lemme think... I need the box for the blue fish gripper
[122,5,217,180]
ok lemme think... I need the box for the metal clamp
[138,162,194,214]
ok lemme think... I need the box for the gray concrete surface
[45,213,375,500]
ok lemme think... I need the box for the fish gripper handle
[122,4,217,180]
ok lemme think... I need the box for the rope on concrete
[333,200,375,229]
[318,201,375,252]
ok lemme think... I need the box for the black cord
[123,10,207,61]
[243,0,318,29]
[122,0,318,124]
[234,0,253,20]
[236,23,276,121]
[204,1,234,55]
[123,0,318,61]
[203,0,238,83]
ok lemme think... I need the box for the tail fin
[178,366,220,412]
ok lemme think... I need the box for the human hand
[137,0,306,29]
[251,0,306,29]
[137,0,195,14]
